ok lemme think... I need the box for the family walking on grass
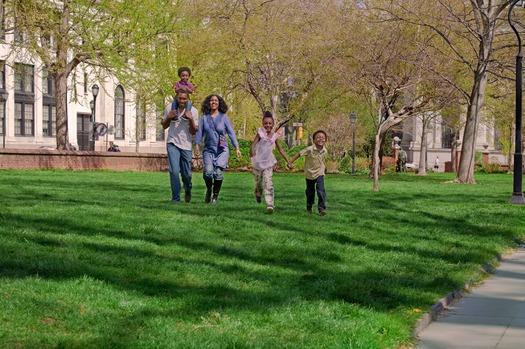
[161,67,328,215]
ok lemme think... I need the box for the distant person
[194,94,241,204]
[397,148,407,172]
[434,157,440,171]
[290,130,328,216]
[107,141,120,152]
[250,111,292,213]
[161,89,199,204]
[171,66,194,111]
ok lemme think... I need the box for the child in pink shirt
[174,66,194,94]
[172,66,194,110]
[250,111,292,213]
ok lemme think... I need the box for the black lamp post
[90,84,99,151]
[508,0,525,204]
[349,111,357,174]
[1,90,8,149]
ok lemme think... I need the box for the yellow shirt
[299,145,327,180]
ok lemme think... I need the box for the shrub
[477,163,506,174]
[338,156,370,174]
[227,139,252,170]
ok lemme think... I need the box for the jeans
[305,176,326,212]
[167,143,193,202]
[202,151,224,181]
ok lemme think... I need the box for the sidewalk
[416,244,525,349]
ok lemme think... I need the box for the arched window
[114,85,125,139]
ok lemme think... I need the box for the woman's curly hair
[201,94,228,115]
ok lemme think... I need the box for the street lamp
[90,84,99,151]
[1,90,8,149]
[508,0,525,204]
[349,111,357,174]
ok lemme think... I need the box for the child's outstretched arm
[290,152,301,164]
[250,134,260,157]
[275,141,293,168]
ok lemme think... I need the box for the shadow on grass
[0,171,522,347]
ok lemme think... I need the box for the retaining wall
[0,149,168,172]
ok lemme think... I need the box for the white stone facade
[0,36,167,154]
[399,113,506,171]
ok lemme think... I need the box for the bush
[477,163,506,174]
[338,156,370,174]
[227,139,252,170]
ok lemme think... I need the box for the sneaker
[306,206,312,214]
[256,196,262,203]
[205,189,212,203]
[266,206,274,214]
[184,190,191,203]
[171,200,180,204]
[319,210,326,216]
[211,195,218,205]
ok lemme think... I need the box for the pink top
[251,128,280,171]
[175,80,194,93]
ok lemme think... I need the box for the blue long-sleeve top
[195,113,239,168]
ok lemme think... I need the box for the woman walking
[195,94,241,204]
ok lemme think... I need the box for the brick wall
[0,149,168,172]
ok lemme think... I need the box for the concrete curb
[411,252,504,338]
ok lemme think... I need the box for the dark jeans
[167,143,193,202]
[305,176,326,212]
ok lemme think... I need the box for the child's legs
[305,178,316,208]
[315,176,326,211]
[253,169,263,198]
[262,167,274,207]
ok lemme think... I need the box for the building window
[14,24,24,43]
[14,63,35,136]
[156,124,165,141]
[114,85,125,139]
[83,72,88,95]
[0,99,5,136]
[441,123,454,149]
[15,102,34,136]
[0,60,5,90]
[136,99,146,141]
[14,64,34,93]
[42,68,55,95]
[42,105,56,137]
[0,0,5,41]
[42,68,56,137]
[156,102,166,141]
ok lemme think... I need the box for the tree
[6,0,183,150]
[189,0,344,131]
[382,0,516,183]
[337,3,455,191]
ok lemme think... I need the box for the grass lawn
[0,169,523,348]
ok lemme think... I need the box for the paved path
[416,245,525,349]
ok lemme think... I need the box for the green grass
[0,169,523,348]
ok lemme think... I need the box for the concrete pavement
[415,244,525,349]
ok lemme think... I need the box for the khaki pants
[253,167,274,208]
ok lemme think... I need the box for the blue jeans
[305,176,326,212]
[202,151,224,181]
[167,143,193,202]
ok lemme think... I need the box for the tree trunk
[456,69,488,183]
[418,127,428,176]
[372,131,381,192]
[55,70,69,150]
[54,2,72,150]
